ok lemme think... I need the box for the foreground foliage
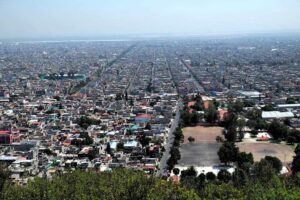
[3,168,300,200]
[1,169,199,200]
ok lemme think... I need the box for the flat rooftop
[262,111,294,119]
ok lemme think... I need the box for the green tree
[125,90,128,101]
[167,157,176,170]
[224,125,237,142]
[106,142,111,155]
[147,180,201,200]
[268,120,288,140]
[0,164,10,196]
[236,152,254,169]
[192,101,203,111]
[196,173,206,190]
[173,168,180,176]
[252,159,276,183]
[3,169,202,200]
[232,169,248,186]
[286,97,297,104]
[145,122,151,130]
[212,99,219,109]
[173,128,184,143]
[188,136,195,143]
[117,142,124,151]
[79,132,93,145]
[264,156,282,174]
[190,111,200,124]
[222,112,237,129]
[129,98,134,106]
[204,104,218,123]
[295,143,300,155]
[243,100,255,107]
[228,100,244,113]
[217,170,231,183]
[181,166,197,179]
[262,104,275,111]
[206,172,216,182]
[236,118,246,141]
[170,147,181,162]
[115,93,123,100]
[218,142,239,164]
[139,132,151,148]
[197,173,206,182]
[205,183,243,200]
[246,108,262,120]
[292,154,300,174]
[77,116,101,129]
[287,136,296,145]
[292,172,300,186]
[181,110,191,126]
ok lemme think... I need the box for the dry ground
[178,142,221,166]
[237,142,295,163]
[182,126,224,143]
[179,126,224,166]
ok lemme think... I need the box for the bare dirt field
[178,142,221,166]
[237,142,295,163]
[179,126,224,166]
[182,126,224,143]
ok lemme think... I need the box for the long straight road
[157,98,182,176]
[69,43,137,94]
[125,62,142,95]
[179,58,205,93]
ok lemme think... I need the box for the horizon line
[1,30,300,43]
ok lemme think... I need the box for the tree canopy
[204,103,218,124]
[2,169,199,200]
[2,166,300,199]
[218,142,239,164]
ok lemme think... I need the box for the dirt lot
[182,126,224,143]
[237,142,295,163]
[178,142,221,166]
[179,126,224,166]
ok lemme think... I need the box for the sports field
[182,126,224,143]
[178,126,224,166]
[237,142,295,163]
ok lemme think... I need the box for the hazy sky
[1,0,300,39]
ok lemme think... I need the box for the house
[124,140,138,153]
[135,114,152,126]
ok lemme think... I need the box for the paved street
[179,58,205,93]
[74,43,137,94]
[157,98,182,176]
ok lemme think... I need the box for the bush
[188,136,195,143]
[217,169,231,183]
[198,173,206,182]
[181,166,197,179]
[216,136,224,143]
[206,172,216,181]
[173,168,180,176]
